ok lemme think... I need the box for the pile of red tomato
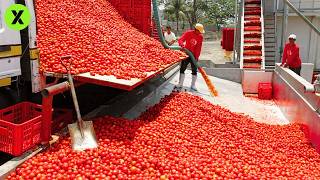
[36,0,186,80]
[7,93,320,179]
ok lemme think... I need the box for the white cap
[288,34,297,40]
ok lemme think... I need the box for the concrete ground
[125,70,289,125]
[199,40,232,64]
[173,40,231,65]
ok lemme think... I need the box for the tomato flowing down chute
[198,68,218,96]
[151,0,218,97]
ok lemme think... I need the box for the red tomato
[36,0,187,80]
[7,93,320,179]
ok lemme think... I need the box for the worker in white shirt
[164,26,176,46]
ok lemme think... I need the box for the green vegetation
[160,0,235,33]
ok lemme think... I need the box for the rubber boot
[191,75,198,91]
[176,73,185,89]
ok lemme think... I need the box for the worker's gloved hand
[281,63,288,68]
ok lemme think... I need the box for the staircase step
[265,56,276,60]
[265,44,276,47]
[264,26,275,29]
[264,40,276,44]
[265,49,276,53]
[265,24,275,28]
[264,33,276,37]
[264,29,275,33]
[265,53,276,57]
[265,66,275,70]
[264,22,275,26]
[265,59,276,63]
[265,39,276,42]
[265,59,276,62]
[265,63,276,67]
[265,47,276,50]
[265,37,276,41]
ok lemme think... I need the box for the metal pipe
[239,0,245,68]
[275,0,278,13]
[41,81,70,97]
[45,78,59,88]
[41,82,70,143]
[277,8,320,11]
[284,0,320,36]
[41,81,83,143]
[304,85,315,93]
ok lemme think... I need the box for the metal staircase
[263,14,277,69]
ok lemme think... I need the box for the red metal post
[41,95,53,143]
[41,81,71,143]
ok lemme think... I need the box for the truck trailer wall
[0,0,22,80]
[108,0,151,35]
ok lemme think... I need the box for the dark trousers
[289,66,301,76]
[180,57,197,75]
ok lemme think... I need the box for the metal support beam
[284,0,320,36]
[280,2,288,62]
[233,0,239,64]
[41,96,53,143]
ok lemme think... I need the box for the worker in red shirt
[176,23,204,91]
[281,34,302,75]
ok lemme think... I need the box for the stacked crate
[242,0,263,69]
[221,28,235,51]
[108,0,151,35]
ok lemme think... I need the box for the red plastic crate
[221,28,235,51]
[0,102,42,156]
[52,109,73,133]
[258,83,273,100]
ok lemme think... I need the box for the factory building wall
[276,16,320,69]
